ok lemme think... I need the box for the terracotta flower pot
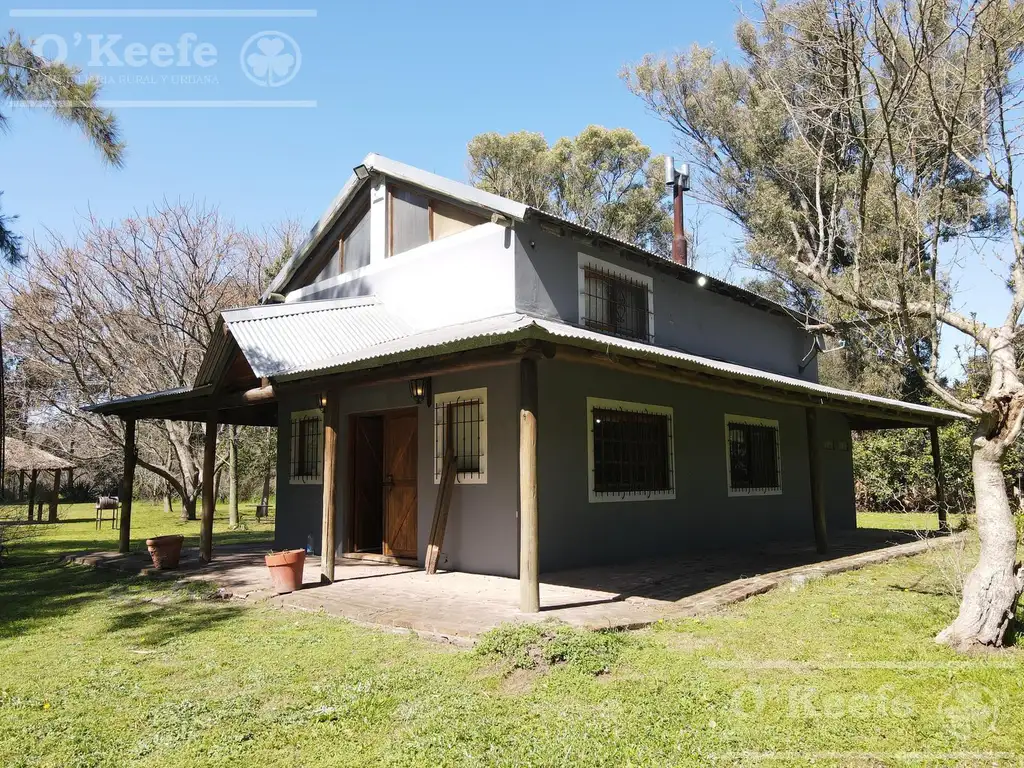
[146,535,184,570]
[265,549,306,594]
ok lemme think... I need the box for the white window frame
[289,408,324,485]
[586,397,675,504]
[577,252,655,342]
[433,387,488,485]
[724,414,783,497]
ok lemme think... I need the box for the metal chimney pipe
[672,183,687,266]
[666,159,689,266]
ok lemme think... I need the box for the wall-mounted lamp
[409,377,431,406]
[696,275,708,287]
[319,392,328,410]
[353,164,370,180]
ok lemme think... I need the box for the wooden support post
[320,394,339,583]
[929,425,948,532]
[519,356,540,613]
[200,415,217,563]
[26,469,38,521]
[119,418,136,553]
[805,407,828,554]
[49,469,61,523]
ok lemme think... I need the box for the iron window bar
[434,396,485,481]
[727,421,781,493]
[581,265,653,343]
[290,414,323,481]
[591,405,674,499]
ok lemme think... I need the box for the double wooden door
[352,409,418,559]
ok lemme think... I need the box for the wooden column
[49,469,61,523]
[805,407,828,554]
[519,356,540,613]
[119,418,136,553]
[200,415,218,563]
[929,425,948,532]
[26,469,38,521]
[320,394,339,583]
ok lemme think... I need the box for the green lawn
[1,500,275,566]
[0,508,1021,766]
[858,510,965,531]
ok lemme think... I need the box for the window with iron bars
[578,254,654,343]
[433,388,487,484]
[289,409,323,484]
[587,398,675,502]
[725,415,782,495]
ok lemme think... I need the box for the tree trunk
[180,494,197,521]
[261,456,272,507]
[228,424,239,528]
[937,423,1024,649]
[163,485,172,516]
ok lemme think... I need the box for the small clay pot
[265,549,306,594]
[146,535,184,570]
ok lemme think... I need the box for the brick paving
[65,528,962,644]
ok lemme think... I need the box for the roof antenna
[664,157,690,267]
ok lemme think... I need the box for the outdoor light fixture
[319,392,328,410]
[353,164,370,180]
[409,377,431,406]
[697,275,708,287]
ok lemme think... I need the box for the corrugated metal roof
[223,296,410,378]
[273,312,967,424]
[259,154,810,327]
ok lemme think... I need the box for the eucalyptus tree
[468,125,674,256]
[626,0,1024,649]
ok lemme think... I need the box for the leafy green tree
[626,0,1024,650]
[0,30,124,479]
[467,126,673,256]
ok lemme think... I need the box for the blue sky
[0,0,1008,378]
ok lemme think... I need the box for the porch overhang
[83,384,277,426]
[267,313,969,430]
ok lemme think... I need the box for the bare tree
[627,0,1024,649]
[1,202,286,519]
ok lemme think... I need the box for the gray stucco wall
[275,358,856,577]
[536,359,854,571]
[274,363,520,577]
[514,221,818,380]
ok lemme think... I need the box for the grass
[0,509,1022,766]
[858,510,966,531]
[1,500,275,566]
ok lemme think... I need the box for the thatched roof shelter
[4,438,75,472]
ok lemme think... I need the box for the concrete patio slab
[64,528,963,643]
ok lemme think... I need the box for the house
[88,153,965,611]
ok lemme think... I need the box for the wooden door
[383,410,418,559]
[352,416,384,553]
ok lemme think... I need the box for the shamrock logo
[240,31,301,87]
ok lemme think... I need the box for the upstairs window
[578,253,654,343]
[389,185,487,257]
[587,397,675,503]
[725,415,782,496]
[290,409,324,485]
[339,203,371,273]
[313,194,371,283]
[433,388,488,484]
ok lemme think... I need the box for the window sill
[727,488,783,497]
[588,490,676,504]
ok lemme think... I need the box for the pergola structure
[3,437,76,522]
